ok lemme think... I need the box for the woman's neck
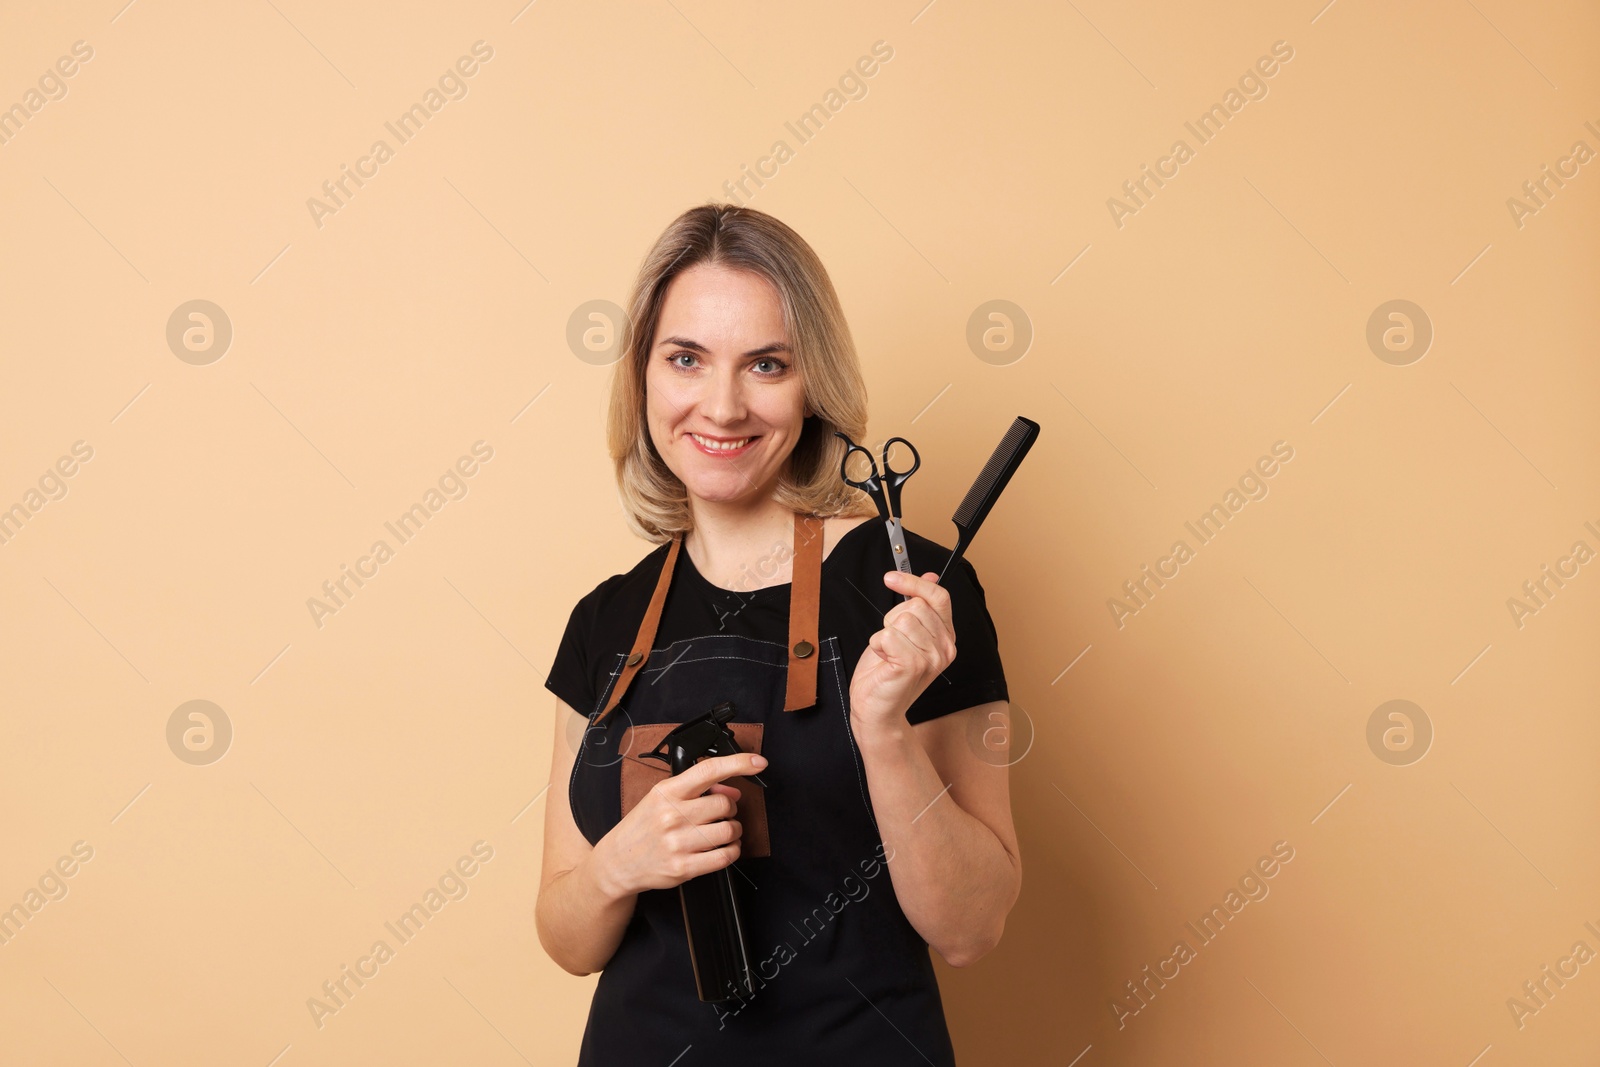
[684,496,799,592]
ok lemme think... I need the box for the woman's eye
[667,352,787,374]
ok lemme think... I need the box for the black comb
[937,416,1040,584]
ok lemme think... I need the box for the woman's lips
[688,432,757,457]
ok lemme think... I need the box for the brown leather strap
[594,535,680,726]
[784,512,822,711]
[594,512,822,725]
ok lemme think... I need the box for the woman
[537,204,1021,1065]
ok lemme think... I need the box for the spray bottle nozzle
[637,701,767,787]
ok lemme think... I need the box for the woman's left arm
[849,570,1023,968]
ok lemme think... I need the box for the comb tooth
[968,430,1021,488]
[954,421,1029,526]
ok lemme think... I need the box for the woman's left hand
[848,570,957,734]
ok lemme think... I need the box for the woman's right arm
[535,697,638,976]
[535,697,767,976]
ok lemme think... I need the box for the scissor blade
[885,519,914,602]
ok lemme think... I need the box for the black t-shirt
[545,519,1009,725]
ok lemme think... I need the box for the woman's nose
[699,365,746,423]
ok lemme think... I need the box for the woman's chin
[681,475,764,505]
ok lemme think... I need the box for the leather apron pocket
[618,722,770,857]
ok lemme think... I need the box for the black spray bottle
[639,701,764,1003]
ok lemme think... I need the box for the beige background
[1,0,1596,1063]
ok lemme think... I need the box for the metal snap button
[793,640,814,658]
[625,651,642,667]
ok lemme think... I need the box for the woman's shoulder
[821,514,874,559]
[898,524,956,562]
[823,519,1007,691]
[902,526,986,590]
[826,517,985,592]
[829,515,958,567]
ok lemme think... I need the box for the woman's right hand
[594,751,768,898]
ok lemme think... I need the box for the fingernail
[752,755,768,768]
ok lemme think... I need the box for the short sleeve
[903,556,1010,726]
[545,595,596,716]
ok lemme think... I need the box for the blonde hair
[607,204,879,544]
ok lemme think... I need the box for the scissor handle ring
[832,430,882,493]
[880,436,921,481]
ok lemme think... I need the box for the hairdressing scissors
[833,431,920,601]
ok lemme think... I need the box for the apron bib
[568,512,958,1065]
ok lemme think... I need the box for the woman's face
[645,262,808,507]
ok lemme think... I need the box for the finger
[646,777,738,831]
[672,819,740,854]
[883,570,952,617]
[680,841,741,879]
[872,622,921,666]
[882,576,955,639]
[903,597,957,660]
[668,751,769,797]
[887,609,938,656]
[890,610,953,665]
[880,590,922,622]
[679,791,740,824]
[890,595,950,640]
[872,616,920,650]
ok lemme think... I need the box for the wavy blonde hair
[608,204,879,544]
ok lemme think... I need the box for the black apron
[568,512,958,1065]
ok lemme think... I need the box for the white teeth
[691,434,752,451]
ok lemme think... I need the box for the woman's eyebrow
[656,336,792,358]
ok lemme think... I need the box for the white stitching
[639,653,790,676]
[642,632,794,657]
[635,650,841,681]
[592,654,624,717]
[571,651,626,841]
[828,635,877,832]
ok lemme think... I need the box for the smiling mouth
[689,433,757,455]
